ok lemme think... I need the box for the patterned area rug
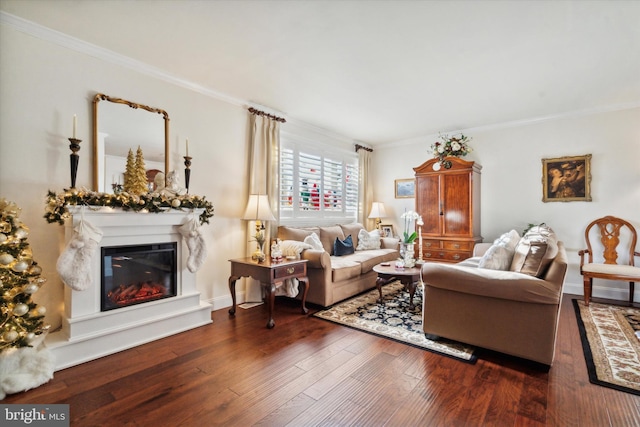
[572,299,640,395]
[314,281,476,363]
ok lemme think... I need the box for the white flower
[437,146,445,154]
[451,142,461,151]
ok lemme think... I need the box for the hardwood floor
[4,294,640,426]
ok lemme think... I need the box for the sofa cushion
[356,228,382,250]
[319,225,346,254]
[478,229,520,270]
[330,256,362,281]
[303,232,324,251]
[278,226,319,242]
[347,249,400,273]
[510,225,558,278]
[334,235,355,256]
[280,240,313,258]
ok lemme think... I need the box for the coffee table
[372,263,422,310]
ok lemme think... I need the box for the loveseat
[277,223,399,307]
[421,225,568,366]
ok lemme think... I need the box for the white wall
[373,108,640,299]
[0,23,250,330]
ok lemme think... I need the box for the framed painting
[380,224,395,238]
[542,154,592,202]
[395,179,415,198]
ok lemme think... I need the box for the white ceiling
[2,0,639,145]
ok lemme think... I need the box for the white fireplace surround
[45,206,212,371]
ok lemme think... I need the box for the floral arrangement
[44,189,214,226]
[430,133,473,169]
[400,210,421,243]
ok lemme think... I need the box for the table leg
[228,275,240,315]
[376,275,395,304]
[264,282,276,329]
[407,280,417,310]
[298,276,309,314]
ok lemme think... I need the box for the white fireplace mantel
[45,207,212,370]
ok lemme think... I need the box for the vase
[399,242,415,267]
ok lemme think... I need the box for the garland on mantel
[44,189,214,226]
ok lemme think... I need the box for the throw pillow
[356,229,381,251]
[334,235,355,256]
[303,232,324,251]
[279,240,313,258]
[478,229,520,270]
[510,224,558,277]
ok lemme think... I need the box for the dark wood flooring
[4,294,640,426]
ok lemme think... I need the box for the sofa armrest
[473,242,492,257]
[301,249,331,269]
[381,237,400,249]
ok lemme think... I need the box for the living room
[1,1,639,424]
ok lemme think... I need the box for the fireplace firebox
[101,242,177,311]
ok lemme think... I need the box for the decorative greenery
[523,222,546,235]
[400,210,420,243]
[431,133,473,169]
[1,198,49,351]
[44,189,214,226]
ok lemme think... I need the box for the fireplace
[45,207,213,371]
[101,242,177,311]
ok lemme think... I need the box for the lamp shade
[368,202,387,219]
[242,194,276,221]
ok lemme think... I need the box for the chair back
[584,216,638,266]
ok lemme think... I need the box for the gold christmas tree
[134,146,149,195]
[123,148,136,193]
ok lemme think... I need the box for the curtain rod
[355,144,373,152]
[248,107,286,123]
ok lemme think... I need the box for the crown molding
[376,101,640,149]
[0,11,245,107]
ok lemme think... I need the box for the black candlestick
[68,137,82,188]
[183,156,192,194]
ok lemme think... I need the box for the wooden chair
[579,216,640,305]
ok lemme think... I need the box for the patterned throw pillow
[333,235,355,256]
[510,224,558,277]
[356,229,381,250]
[303,232,324,251]
[478,229,520,270]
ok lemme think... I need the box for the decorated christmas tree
[0,198,49,351]
[0,198,54,399]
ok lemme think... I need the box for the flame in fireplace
[107,281,168,306]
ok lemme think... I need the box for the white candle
[186,138,189,157]
[73,114,77,138]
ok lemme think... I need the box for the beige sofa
[277,223,399,307]
[421,228,568,366]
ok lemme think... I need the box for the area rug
[314,281,476,363]
[572,299,640,395]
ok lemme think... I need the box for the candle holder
[68,137,82,188]
[183,156,192,193]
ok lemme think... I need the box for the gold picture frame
[542,154,592,202]
[380,224,395,238]
[395,178,415,198]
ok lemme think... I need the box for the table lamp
[368,202,387,230]
[242,194,276,261]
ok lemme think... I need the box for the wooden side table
[228,257,309,329]
[372,263,422,310]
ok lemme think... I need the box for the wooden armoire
[414,157,482,263]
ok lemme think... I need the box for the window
[279,140,358,222]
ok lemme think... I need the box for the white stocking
[56,214,103,291]
[179,215,207,273]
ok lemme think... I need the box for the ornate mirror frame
[92,93,170,191]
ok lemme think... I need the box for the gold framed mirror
[92,93,169,192]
